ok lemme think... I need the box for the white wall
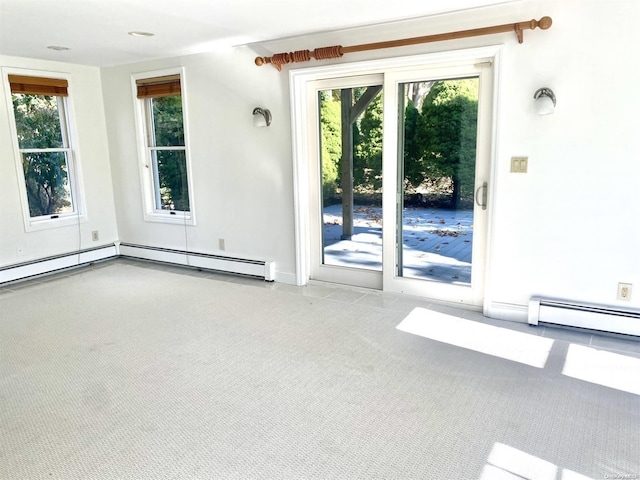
[0,55,118,267]
[101,48,296,282]
[485,0,640,315]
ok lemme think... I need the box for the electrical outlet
[219,238,226,251]
[617,282,632,301]
[91,230,99,242]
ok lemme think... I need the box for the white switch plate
[511,156,528,173]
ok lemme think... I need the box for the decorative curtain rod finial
[255,46,343,71]
[537,16,553,30]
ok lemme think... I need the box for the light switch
[511,156,528,173]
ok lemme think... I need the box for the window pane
[151,96,184,147]
[12,94,64,149]
[21,151,72,217]
[152,149,190,211]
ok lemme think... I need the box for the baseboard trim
[484,301,529,323]
[0,242,294,286]
[119,243,275,281]
[0,244,118,285]
[272,271,297,285]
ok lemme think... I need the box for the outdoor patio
[323,204,474,284]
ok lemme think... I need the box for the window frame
[3,68,86,232]
[132,67,195,225]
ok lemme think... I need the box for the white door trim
[289,46,503,296]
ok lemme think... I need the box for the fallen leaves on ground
[433,230,466,237]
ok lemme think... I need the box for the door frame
[289,46,502,307]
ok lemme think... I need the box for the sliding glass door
[299,51,495,306]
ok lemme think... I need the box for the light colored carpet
[0,261,638,479]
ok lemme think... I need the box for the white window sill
[144,212,195,226]
[25,214,87,232]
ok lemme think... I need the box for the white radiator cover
[0,243,275,285]
[119,243,275,281]
[528,296,640,337]
[0,244,118,285]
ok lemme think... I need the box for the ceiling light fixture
[128,31,155,37]
[47,45,71,51]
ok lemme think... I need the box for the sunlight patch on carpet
[563,344,640,396]
[396,308,554,368]
[480,443,595,480]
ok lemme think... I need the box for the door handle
[475,181,488,210]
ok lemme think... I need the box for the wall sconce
[252,107,272,127]
[533,87,556,115]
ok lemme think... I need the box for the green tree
[402,100,422,188]
[414,79,478,207]
[354,91,383,192]
[318,87,383,202]
[318,90,341,204]
[153,95,184,146]
[151,95,189,210]
[12,94,71,217]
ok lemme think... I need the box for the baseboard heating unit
[119,243,275,281]
[0,244,118,285]
[528,296,640,337]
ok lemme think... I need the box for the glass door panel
[397,77,479,284]
[309,75,384,289]
[319,85,383,271]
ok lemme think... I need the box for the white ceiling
[0,0,519,67]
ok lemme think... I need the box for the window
[7,74,83,229]
[134,70,194,224]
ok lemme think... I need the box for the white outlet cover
[617,282,632,301]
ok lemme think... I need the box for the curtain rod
[255,16,552,71]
